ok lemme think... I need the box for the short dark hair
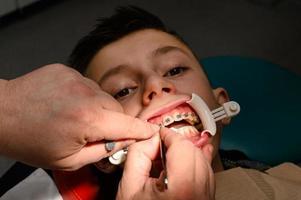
[68,6,191,74]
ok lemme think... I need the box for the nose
[142,75,176,105]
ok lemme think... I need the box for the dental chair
[53,56,301,200]
[202,56,301,165]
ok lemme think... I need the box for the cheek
[175,77,217,108]
[211,123,223,158]
[122,96,142,117]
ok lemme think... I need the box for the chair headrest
[202,56,301,165]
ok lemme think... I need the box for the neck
[212,153,224,173]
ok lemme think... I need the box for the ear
[212,87,231,125]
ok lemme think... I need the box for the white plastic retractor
[211,101,240,122]
[108,148,128,165]
[108,93,240,165]
[186,93,217,136]
[187,93,240,136]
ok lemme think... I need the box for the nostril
[148,91,156,100]
[146,87,173,102]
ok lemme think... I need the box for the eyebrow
[99,46,191,83]
[153,45,191,58]
[99,64,129,83]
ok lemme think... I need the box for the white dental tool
[108,93,240,165]
[108,147,128,165]
[187,93,240,136]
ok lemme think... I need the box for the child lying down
[51,5,301,200]
[6,5,297,200]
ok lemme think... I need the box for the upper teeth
[162,112,199,127]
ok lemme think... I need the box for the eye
[113,87,136,99]
[164,66,188,77]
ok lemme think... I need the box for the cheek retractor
[186,93,217,136]
[186,93,240,136]
[108,93,240,165]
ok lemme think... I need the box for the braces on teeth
[162,112,199,127]
[108,93,240,165]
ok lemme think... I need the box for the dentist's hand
[116,128,215,200]
[0,64,159,171]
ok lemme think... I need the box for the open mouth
[147,102,210,148]
[147,101,211,177]
[106,93,240,169]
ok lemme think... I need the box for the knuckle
[50,63,66,69]
[47,63,71,73]
[49,64,81,79]
[50,63,72,71]
[83,77,100,89]
[67,80,96,97]
[64,105,96,125]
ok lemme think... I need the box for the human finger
[117,134,160,199]
[53,139,135,171]
[86,108,160,141]
[201,143,214,164]
[159,128,201,192]
[82,77,102,91]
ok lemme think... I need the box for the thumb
[118,134,160,198]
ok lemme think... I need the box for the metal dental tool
[159,125,168,190]
[108,93,240,165]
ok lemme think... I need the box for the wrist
[0,79,10,154]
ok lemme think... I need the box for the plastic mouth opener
[186,93,240,136]
[108,93,240,166]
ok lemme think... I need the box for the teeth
[173,112,183,122]
[161,112,200,126]
[170,127,178,132]
[163,115,174,126]
[183,113,189,118]
[169,126,199,135]
[183,113,199,125]
[176,127,186,135]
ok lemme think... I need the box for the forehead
[86,29,196,81]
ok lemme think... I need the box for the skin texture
[87,29,230,172]
[85,29,230,199]
[0,64,159,170]
[117,128,215,200]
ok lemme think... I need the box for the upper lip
[139,95,191,121]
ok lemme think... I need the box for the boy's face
[86,29,228,165]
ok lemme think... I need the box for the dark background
[0,0,301,79]
[0,0,300,176]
